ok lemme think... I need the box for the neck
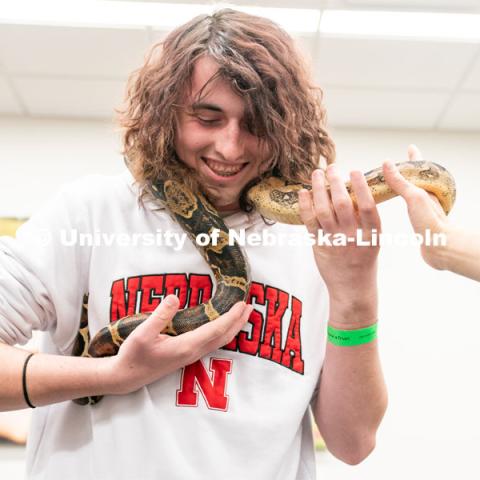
[216,201,241,216]
[217,207,240,218]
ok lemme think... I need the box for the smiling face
[174,56,270,212]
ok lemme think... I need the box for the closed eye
[197,117,220,125]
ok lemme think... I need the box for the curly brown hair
[118,8,335,207]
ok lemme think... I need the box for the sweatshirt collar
[122,169,266,231]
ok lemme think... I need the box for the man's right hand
[104,295,253,395]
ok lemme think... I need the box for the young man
[0,9,387,479]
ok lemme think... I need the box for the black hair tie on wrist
[22,353,36,409]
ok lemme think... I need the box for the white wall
[1,116,479,479]
[0,116,124,217]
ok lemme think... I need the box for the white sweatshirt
[0,171,328,480]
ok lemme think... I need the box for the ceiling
[0,0,479,131]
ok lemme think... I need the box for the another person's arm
[0,297,252,411]
[299,165,388,465]
[383,145,480,281]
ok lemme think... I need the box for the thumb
[382,161,416,199]
[131,295,180,338]
[407,144,423,162]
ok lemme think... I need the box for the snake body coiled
[72,160,456,405]
[72,180,250,405]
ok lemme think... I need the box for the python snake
[72,160,455,405]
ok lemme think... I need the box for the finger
[311,169,336,230]
[326,164,354,226]
[350,171,381,231]
[383,161,419,199]
[407,144,423,162]
[131,295,179,339]
[179,302,252,359]
[211,303,254,350]
[383,162,440,214]
[298,188,321,237]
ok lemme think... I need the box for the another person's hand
[382,145,451,270]
[103,295,253,395]
[298,164,381,326]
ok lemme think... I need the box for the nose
[213,122,245,163]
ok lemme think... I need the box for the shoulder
[53,171,139,214]
[61,170,135,201]
[21,170,143,233]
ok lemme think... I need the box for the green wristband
[327,323,378,347]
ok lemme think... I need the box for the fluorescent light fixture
[0,1,209,29]
[2,2,477,41]
[0,1,321,33]
[320,10,480,42]
[235,6,320,33]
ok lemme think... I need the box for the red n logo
[176,358,233,411]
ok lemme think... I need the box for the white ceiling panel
[460,54,480,91]
[14,77,126,119]
[342,0,480,11]
[0,24,150,78]
[438,93,480,130]
[0,75,23,115]
[135,0,480,11]
[315,37,478,90]
[323,87,449,128]
[292,34,318,68]
[0,3,478,130]
[197,0,326,6]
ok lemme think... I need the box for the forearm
[435,227,480,281]
[0,342,113,411]
[0,298,253,411]
[313,294,388,465]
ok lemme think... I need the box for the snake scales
[72,160,455,405]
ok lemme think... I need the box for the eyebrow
[190,102,224,113]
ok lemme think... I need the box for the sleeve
[0,184,91,353]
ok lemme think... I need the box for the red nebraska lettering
[139,275,164,313]
[259,287,289,363]
[188,274,213,307]
[281,296,304,374]
[110,275,305,375]
[110,276,140,321]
